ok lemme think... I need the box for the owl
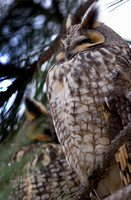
[11,97,81,200]
[46,4,131,197]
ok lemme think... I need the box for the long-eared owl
[12,97,81,200]
[46,3,131,192]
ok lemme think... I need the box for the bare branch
[38,31,65,66]
[104,123,131,165]
[103,184,131,200]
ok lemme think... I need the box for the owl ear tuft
[25,96,46,120]
[81,5,99,29]
[66,14,72,30]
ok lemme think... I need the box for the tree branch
[0,0,96,109]
[103,184,131,200]
[0,63,23,78]
[0,61,37,107]
[38,31,65,66]
[73,123,131,200]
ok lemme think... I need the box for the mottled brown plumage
[12,142,80,200]
[12,97,81,200]
[46,3,131,197]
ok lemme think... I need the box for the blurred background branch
[0,0,131,199]
[0,0,130,142]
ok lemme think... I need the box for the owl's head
[24,97,58,143]
[57,4,128,61]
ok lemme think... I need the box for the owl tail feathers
[115,142,131,186]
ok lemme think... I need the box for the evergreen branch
[0,0,97,107]
[0,63,24,78]
[0,61,37,108]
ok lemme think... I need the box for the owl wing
[103,55,131,186]
[12,142,81,200]
[11,97,80,200]
[12,97,81,199]
[47,49,121,185]
[47,47,131,188]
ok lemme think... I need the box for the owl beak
[65,48,74,60]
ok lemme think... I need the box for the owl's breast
[46,50,117,184]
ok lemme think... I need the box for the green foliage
[0,0,130,199]
[0,0,80,142]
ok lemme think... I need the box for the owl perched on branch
[46,3,131,197]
